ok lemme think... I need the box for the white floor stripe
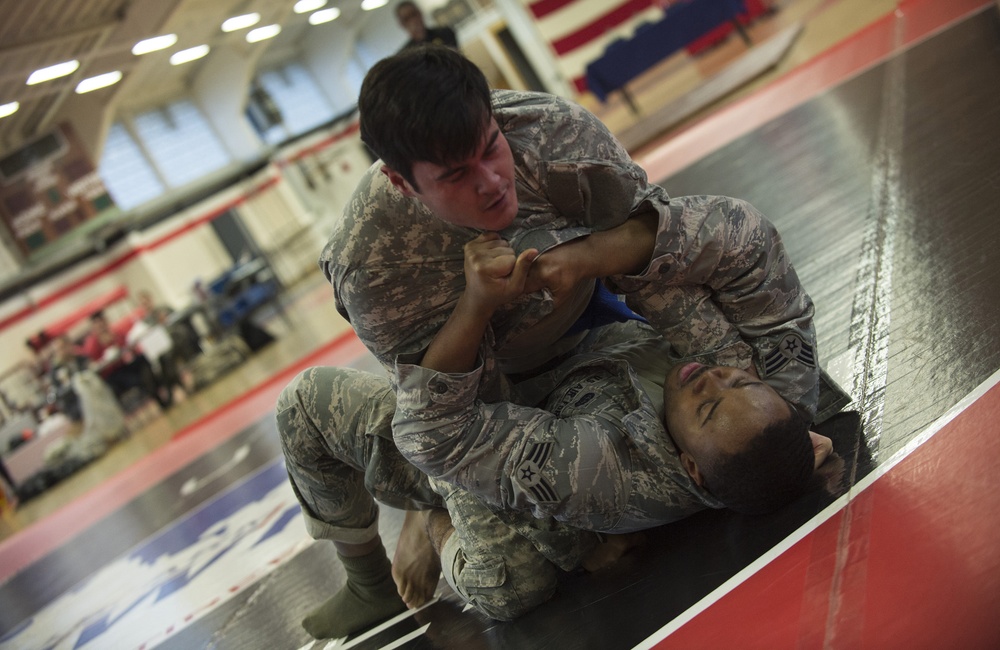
[632,367,1000,650]
[324,597,440,650]
[378,624,431,650]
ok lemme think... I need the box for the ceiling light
[0,102,18,119]
[170,45,211,65]
[76,71,123,93]
[361,0,389,9]
[132,34,178,55]
[309,7,341,24]
[222,12,261,32]
[246,24,281,43]
[26,60,80,85]
[294,0,327,13]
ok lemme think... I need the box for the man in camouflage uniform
[279,325,839,635]
[279,365,606,629]
[279,46,846,639]
[393,238,814,531]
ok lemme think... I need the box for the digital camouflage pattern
[607,194,819,413]
[393,321,723,534]
[320,89,821,416]
[276,366,598,619]
[277,367,439,544]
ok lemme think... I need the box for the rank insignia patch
[763,333,816,376]
[516,442,558,503]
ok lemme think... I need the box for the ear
[680,452,704,487]
[810,431,833,469]
[381,165,417,197]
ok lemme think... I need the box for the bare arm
[420,233,537,373]
[523,213,657,308]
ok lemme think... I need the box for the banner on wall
[0,122,117,257]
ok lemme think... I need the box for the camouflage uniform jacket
[392,324,723,533]
[320,89,819,415]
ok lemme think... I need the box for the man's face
[663,363,792,482]
[396,3,426,40]
[383,117,518,231]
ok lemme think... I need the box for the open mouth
[679,362,704,385]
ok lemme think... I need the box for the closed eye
[700,380,767,426]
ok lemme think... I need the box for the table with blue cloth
[585,0,752,111]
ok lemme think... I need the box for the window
[259,63,335,141]
[98,123,165,210]
[132,100,231,187]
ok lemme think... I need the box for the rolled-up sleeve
[608,195,819,416]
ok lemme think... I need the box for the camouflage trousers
[275,366,598,620]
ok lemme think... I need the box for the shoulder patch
[763,333,816,376]
[516,442,559,503]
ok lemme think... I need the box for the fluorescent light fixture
[361,0,388,9]
[222,12,261,32]
[26,60,80,85]
[309,7,341,24]
[76,71,122,93]
[246,24,281,43]
[294,0,327,13]
[170,44,210,65]
[0,102,18,119]
[131,34,178,55]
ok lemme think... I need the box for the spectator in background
[396,1,458,50]
[47,334,89,421]
[82,310,171,409]
[135,291,198,394]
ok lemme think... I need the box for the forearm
[422,233,536,374]
[585,212,657,278]
[526,213,658,303]
[549,213,657,282]
[420,292,493,374]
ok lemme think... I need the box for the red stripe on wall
[550,0,655,55]
[0,175,282,334]
[1,118,361,336]
[529,0,577,20]
[279,121,360,165]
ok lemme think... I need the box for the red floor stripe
[855,393,1000,648]
[0,331,367,584]
[650,381,1000,649]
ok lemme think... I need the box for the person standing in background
[396,1,458,50]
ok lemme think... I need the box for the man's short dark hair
[358,45,492,188]
[395,0,419,16]
[701,406,814,515]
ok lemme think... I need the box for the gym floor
[1,1,998,648]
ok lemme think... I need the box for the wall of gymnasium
[0,0,644,382]
[0,124,372,380]
[0,14,405,381]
